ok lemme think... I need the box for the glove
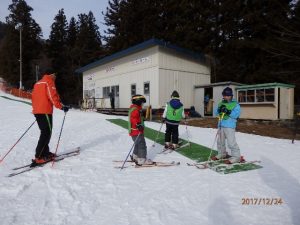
[217,105,226,114]
[136,123,144,131]
[62,105,69,113]
[220,107,231,115]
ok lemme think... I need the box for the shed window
[144,82,150,95]
[256,89,265,102]
[247,90,255,102]
[237,88,275,103]
[103,86,110,98]
[265,88,275,102]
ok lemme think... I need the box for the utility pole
[18,24,22,90]
[35,64,39,82]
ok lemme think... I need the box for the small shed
[236,83,295,120]
[194,81,243,117]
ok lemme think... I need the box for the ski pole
[207,113,225,163]
[51,112,67,167]
[152,122,164,147]
[184,119,191,148]
[120,133,141,170]
[0,120,36,163]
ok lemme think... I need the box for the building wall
[239,104,278,120]
[158,48,210,108]
[82,46,211,109]
[159,69,210,108]
[194,88,205,115]
[82,47,160,108]
[279,88,294,119]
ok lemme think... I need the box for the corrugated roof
[75,38,207,73]
[236,82,295,90]
[195,81,243,88]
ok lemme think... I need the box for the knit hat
[222,87,233,96]
[171,90,180,98]
[42,67,56,76]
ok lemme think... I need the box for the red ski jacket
[128,104,144,136]
[32,74,63,114]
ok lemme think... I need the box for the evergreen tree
[46,8,70,102]
[75,11,104,65]
[104,0,166,53]
[0,0,42,89]
[0,22,8,40]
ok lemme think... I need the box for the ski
[7,158,65,177]
[114,161,180,169]
[112,160,134,163]
[8,148,80,177]
[135,161,180,168]
[159,142,190,154]
[191,160,261,169]
[12,147,80,171]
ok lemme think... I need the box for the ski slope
[0,91,300,225]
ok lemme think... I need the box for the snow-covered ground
[0,91,300,225]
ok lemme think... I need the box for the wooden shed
[236,83,295,120]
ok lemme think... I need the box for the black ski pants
[165,123,179,144]
[34,114,52,158]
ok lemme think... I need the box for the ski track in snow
[0,91,300,225]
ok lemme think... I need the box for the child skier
[162,90,185,150]
[128,94,153,166]
[212,87,243,164]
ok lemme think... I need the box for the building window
[131,84,136,96]
[103,86,110,98]
[265,88,275,102]
[237,88,275,103]
[84,90,89,98]
[111,85,119,97]
[256,89,265,102]
[144,82,150,95]
[238,90,246,102]
[246,90,255,102]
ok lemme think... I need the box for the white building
[76,39,211,109]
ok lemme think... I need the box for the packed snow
[0,91,300,225]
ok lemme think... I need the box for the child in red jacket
[128,94,153,166]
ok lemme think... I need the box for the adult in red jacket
[31,68,68,164]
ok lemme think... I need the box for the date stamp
[242,198,283,205]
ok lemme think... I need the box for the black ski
[8,148,80,177]
[12,147,80,171]
[7,157,65,177]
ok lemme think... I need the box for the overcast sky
[0,0,109,39]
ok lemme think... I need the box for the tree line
[0,0,299,105]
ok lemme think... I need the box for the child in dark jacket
[162,91,185,149]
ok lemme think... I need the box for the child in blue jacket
[212,87,243,164]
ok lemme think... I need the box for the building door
[111,85,119,108]
[204,87,213,116]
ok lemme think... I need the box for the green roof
[235,82,295,90]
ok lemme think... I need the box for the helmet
[132,94,146,106]
[171,90,180,98]
[222,87,233,96]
